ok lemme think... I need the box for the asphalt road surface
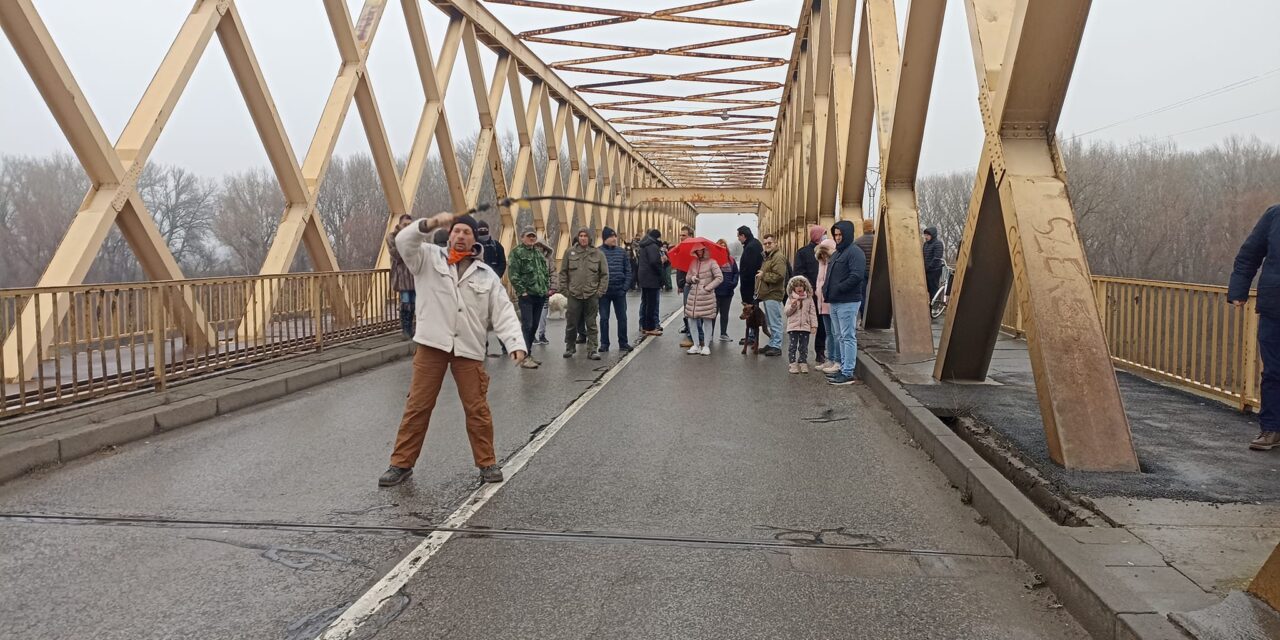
[0,290,1089,639]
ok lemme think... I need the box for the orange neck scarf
[447,247,471,266]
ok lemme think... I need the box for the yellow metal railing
[1,270,396,418]
[1000,276,1259,411]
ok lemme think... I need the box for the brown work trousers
[390,345,496,469]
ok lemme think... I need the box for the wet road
[0,290,1089,639]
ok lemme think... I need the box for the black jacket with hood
[635,232,665,289]
[1230,204,1280,318]
[823,220,866,304]
[737,226,764,302]
[922,226,945,274]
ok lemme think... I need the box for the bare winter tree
[916,135,1280,285]
[0,154,89,287]
[214,168,284,275]
[315,154,385,269]
[92,163,220,282]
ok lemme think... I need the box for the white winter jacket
[395,224,524,361]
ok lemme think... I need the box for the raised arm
[396,213,455,273]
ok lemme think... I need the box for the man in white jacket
[379,212,527,487]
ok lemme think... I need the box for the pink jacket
[785,291,819,333]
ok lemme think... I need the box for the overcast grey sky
[2,0,1278,185]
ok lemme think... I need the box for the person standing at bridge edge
[1228,203,1280,451]
[737,226,764,344]
[795,224,826,363]
[379,213,526,487]
[508,227,549,369]
[824,220,867,386]
[598,227,634,353]
[676,225,695,348]
[923,226,945,302]
[636,229,665,336]
[561,228,608,360]
[756,234,788,356]
[387,213,416,338]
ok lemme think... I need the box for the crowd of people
[378,213,946,487]
[386,217,916,378]
[376,199,1280,487]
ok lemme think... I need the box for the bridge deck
[0,291,1087,638]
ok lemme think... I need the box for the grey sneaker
[480,464,504,483]
[378,466,413,487]
[563,349,575,358]
[520,358,540,369]
[587,351,602,360]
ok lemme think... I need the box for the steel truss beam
[0,0,222,381]
[933,0,1138,471]
[857,0,944,358]
[3,0,692,380]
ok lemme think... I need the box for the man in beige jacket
[379,212,526,487]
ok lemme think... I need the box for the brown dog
[740,302,772,354]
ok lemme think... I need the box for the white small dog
[547,292,568,319]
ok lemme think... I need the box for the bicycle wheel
[930,289,946,319]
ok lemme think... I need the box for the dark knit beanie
[601,226,616,241]
[452,214,480,238]
[648,229,661,240]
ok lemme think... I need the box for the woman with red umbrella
[670,237,726,355]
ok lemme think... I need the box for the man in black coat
[476,220,507,278]
[737,226,764,303]
[1228,203,1280,451]
[822,220,866,386]
[922,226,944,300]
[635,229,665,335]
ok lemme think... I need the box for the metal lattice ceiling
[482,1,798,189]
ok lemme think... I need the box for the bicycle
[930,264,954,319]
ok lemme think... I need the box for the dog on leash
[740,302,771,354]
[547,292,568,319]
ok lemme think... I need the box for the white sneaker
[700,345,710,356]
[687,345,701,355]
[822,361,841,373]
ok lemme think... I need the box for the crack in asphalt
[0,512,1012,559]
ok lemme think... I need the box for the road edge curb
[857,352,1191,640]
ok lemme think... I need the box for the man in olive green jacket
[755,234,789,356]
[508,227,550,368]
[560,228,609,360]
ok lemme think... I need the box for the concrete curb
[857,352,1190,640]
[0,337,415,484]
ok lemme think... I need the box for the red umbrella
[667,237,729,272]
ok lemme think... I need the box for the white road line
[316,309,683,639]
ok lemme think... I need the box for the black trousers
[518,294,546,352]
[640,287,661,331]
[926,268,943,300]
[716,294,734,335]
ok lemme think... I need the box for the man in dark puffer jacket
[1229,203,1280,451]
[598,227,633,352]
[636,230,665,335]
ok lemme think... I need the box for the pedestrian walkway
[0,292,1087,639]
[862,323,1280,620]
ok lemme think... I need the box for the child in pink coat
[784,275,819,373]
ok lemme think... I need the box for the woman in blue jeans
[814,238,840,372]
